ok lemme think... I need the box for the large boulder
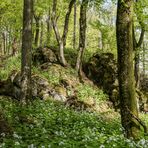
[32,46,58,65]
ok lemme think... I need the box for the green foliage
[0,98,147,147]
[0,55,21,80]
[77,83,108,103]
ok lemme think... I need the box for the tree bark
[46,8,52,46]
[2,32,6,55]
[133,0,145,88]
[34,15,40,47]
[52,0,75,66]
[40,20,43,46]
[73,1,77,49]
[76,0,88,73]
[142,43,146,75]
[52,0,67,66]
[62,0,76,47]
[116,0,140,139]
[12,37,17,56]
[133,28,145,88]
[21,0,33,103]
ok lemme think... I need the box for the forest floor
[0,54,148,147]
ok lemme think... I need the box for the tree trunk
[34,15,40,47]
[76,0,88,73]
[134,53,140,88]
[40,20,43,46]
[116,0,140,139]
[46,8,51,46]
[142,43,146,75]
[52,0,75,66]
[62,0,76,47]
[8,28,12,55]
[98,31,103,50]
[12,37,17,56]
[133,28,145,88]
[73,1,77,49]
[21,0,33,103]
[2,32,6,55]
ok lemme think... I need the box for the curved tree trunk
[52,0,75,66]
[116,0,140,139]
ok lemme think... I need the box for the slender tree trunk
[52,0,75,66]
[73,1,77,49]
[76,0,88,73]
[21,0,33,103]
[5,28,8,55]
[0,42,2,55]
[142,43,146,75]
[62,0,76,47]
[133,0,145,88]
[8,28,11,55]
[116,0,140,139]
[134,53,140,87]
[34,15,40,47]
[40,20,43,46]
[46,8,51,46]
[2,33,6,55]
[12,37,17,56]
[98,30,103,50]
[134,28,145,88]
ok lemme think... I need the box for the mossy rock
[83,52,117,95]
[32,46,58,66]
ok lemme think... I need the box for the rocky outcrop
[83,52,147,112]
[83,53,118,107]
[32,46,58,66]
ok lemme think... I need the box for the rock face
[83,53,118,106]
[0,71,77,103]
[84,53,117,93]
[32,47,58,65]
[83,52,147,111]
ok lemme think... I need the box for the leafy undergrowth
[0,98,148,148]
[0,55,148,147]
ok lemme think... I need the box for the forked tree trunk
[116,0,141,139]
[133,28,145,88]
[133,0,145,88]
[52,0,75,66]
[76,0,88,73]
[21,0,33,103]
